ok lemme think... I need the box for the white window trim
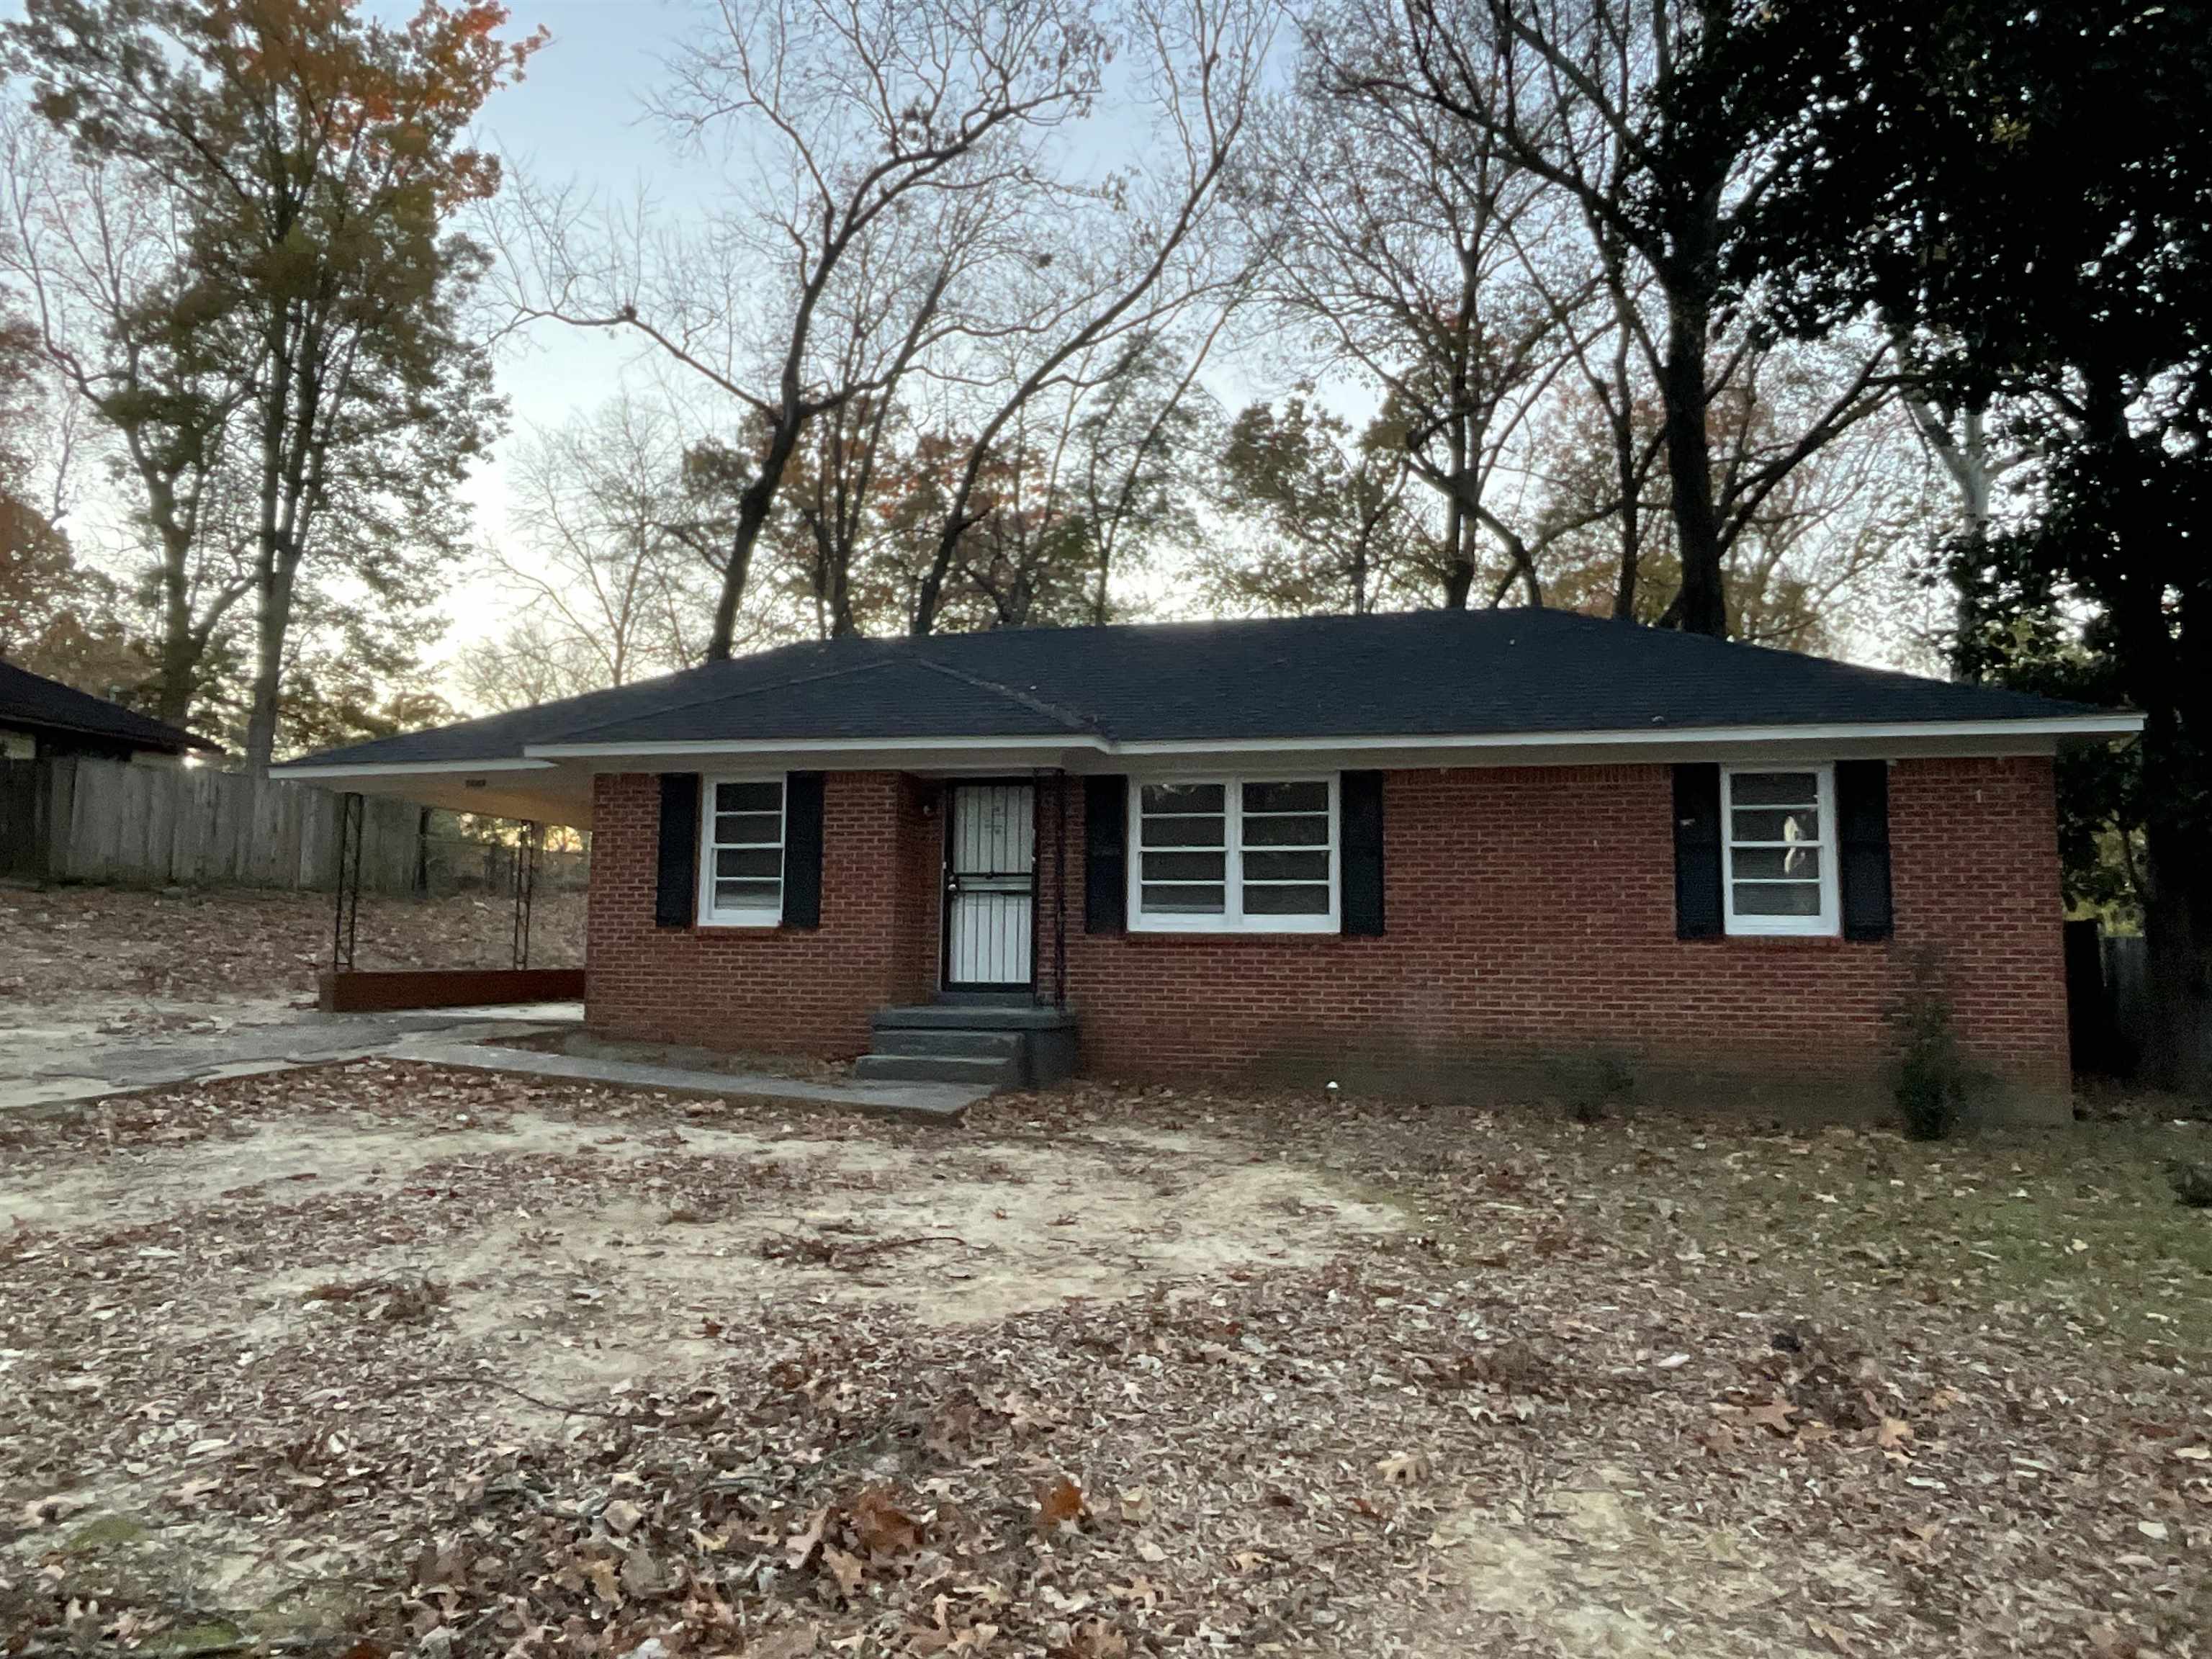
[1127,773,1340,935]
[698,772,787,928]
[1721,763,1839,938]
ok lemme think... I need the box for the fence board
[0,757,428,894]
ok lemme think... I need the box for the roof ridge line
[907,648,1104,736]
[544,654,899,744]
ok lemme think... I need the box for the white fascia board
[523,735,1092,758]
[271,756,557,780]
[1107,714,2143,755]
[271,761,553,784]
[500,712,2140,768]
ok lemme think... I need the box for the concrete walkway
[388,1033,981,1121]
[0,1001,984,1121]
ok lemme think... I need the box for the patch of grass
[1617,1117,2212,1354]
[66,1514,150,1552]
[150,1619,243,1657]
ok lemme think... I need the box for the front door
[944,782,1035,989]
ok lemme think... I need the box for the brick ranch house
[279,611,2140,1120]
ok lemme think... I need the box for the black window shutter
[1340,770,1385,935]
[1084,775,1128,934]
[782,771,825,930]
[655,773,701,928]
[1673,763,1724,940]
[1836,760,1894,940]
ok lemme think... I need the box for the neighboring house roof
[0,660,218,756]
[285,608,2133,775]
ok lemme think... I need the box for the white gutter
[271,757,557,780]
[1105,714,2143,755]
[523,734,1089,757]
[269,711,2141,780]
[518,711,2141,761]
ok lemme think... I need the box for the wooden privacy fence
[0,755,420,892]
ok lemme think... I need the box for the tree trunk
[154,524,199,727]
[242,558,295,777]
[706,412,803,661]
[2139,791,2212,1095]
[1441,493,1474,608]
[1660,288,1727,637]
[2116,570,2211,1094]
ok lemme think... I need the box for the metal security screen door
[945,782,1036,989]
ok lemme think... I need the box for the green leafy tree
[1743,0,2212,1088]
[1208,397,1444,616]
[5,0,543,770]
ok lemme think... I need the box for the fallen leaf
[1376,1451,1427,1485]
[785,1509,828,1570]
[822,1545,864,1598]
[852,1485,925,1557]
[1035,1476,1087,1533]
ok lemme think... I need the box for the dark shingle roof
[0,660,218,755]
[282,609,2124,771]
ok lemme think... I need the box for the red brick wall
[585,756,2070,1116]
[586,770,938,1055]
[1036,756,2070,1116]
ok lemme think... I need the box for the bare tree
[1352,0,1887,637]
[907,0,1274,634]
[482,395,718,692]
[1247,3,1573,606]
[496,0,1105,660]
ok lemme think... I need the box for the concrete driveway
[0,995,581,1112]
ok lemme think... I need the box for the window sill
[697,913,784,930]
[1128,918,1339,936]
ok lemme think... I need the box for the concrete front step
[871,1027,1024,1060]
[853,1051,1022,1086]
[863,1001,1081,1090]
[871,1002,1079,1033]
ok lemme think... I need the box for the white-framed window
[1722,764,1838,936]
[699,774,786,927]
[1128,775,1338,933]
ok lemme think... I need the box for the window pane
[714,878,781,912]
[1245,883,1330,915]
[1142,849,1226,883]
[714,811,782,846]
[1143,782,1224,814]
[1730,771,1818,807]
[1141,814,1226,848]
[1732,881,1822,916]
[1141,883,1225,914]
[715,781,783,814]
[1731,806,1822,845]
[1242,812,1330,847]
[716,847,782,879]
[1733,845,1821,881]
[1243,781,1328,814]
[1244,849,1329,883]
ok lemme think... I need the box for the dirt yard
[0,885,587,1007]
[2,1061,2206,1658]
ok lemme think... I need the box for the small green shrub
[1889,953,1984,1141]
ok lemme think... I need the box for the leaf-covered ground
[0,885,586,1007]
[1,1064,2207,1658]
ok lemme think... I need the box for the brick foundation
[586,757,2072,1120]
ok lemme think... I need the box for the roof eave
[516,711,2142,764]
